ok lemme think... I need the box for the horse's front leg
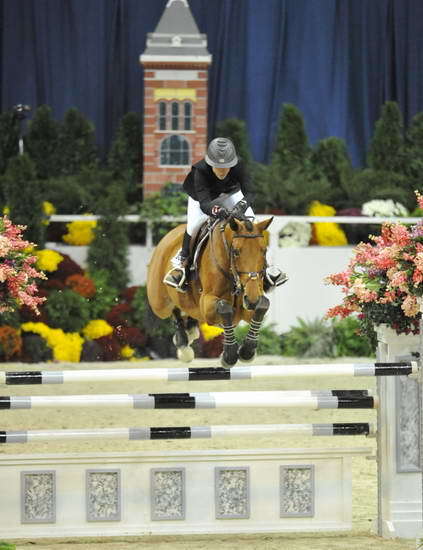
[200,295,238,367]
[239,295,270,362]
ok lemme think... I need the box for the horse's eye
[233,248,240,257]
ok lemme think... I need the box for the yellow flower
[21,322,83,362]
[83,319,113,340]
[200,323,224,341]
[35,249,64,271]
[121,345,135,358]
[3,206,10,215]
[62,217,97,246]
[308,201,348,246]
[43,201,56,216]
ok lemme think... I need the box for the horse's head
[225,216,273,310]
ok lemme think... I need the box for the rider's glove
[211,205,229,219]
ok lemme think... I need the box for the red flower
[65,274,96,298]
[95,334,122,361]
[119,286,140,303]
[106,303,133,327]
[114,325,146,347]
[53,253,84,282]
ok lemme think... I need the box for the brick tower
[140,0,212,196]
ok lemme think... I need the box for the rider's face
[212,167,230,180]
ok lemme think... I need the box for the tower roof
[141,0,211,64]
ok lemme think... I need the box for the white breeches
[186,190,255,238]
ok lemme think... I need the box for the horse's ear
[229,218,239,231]
[256,217,273,232]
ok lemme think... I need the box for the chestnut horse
[147,213,273,367]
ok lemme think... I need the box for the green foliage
[0,111,19,175]
[235,323,282,355]
[368,101,405,173]
[2,154,45,246]
[45,289,91,332]
[139,182,187,243]
[108,112,142,204]
[21,333,53,363]
[56,107,98,176]
[350,169,414,211]
[260,161,333,214]
[132,285,174,339]
[272,103,310,177]
[25,105,60,179]
[215,118,254,172]
[40,175,93,214]
[282,317,336,358]
[0,310,20,329]
[310,137,353,209]
[86,269,118,319]
[404,111,423,191]
[87,185,130,290]
[332,317,374,357]
[0,542,16,550]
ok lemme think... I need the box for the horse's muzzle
[243,295,259,310]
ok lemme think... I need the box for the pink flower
[412,268,423,287]
[401,295,420,317]
[390,224,411,247]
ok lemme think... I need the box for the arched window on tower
[184,102,192,130]
[171,102,179,130]
[158,101,167,130]
[160,135,190,166]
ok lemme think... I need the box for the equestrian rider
[163,137,287,292]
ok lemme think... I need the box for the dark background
[1,0,422,165]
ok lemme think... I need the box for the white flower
[361,199,409,217]
[279,222,312,248]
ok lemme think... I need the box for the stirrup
[265,267,288,290]
[163,267,187,292]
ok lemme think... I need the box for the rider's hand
[211,205,229,219]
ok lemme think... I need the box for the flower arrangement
[0,216,46,314]
[361,199,409,217]
[308,201,348,246]
[62,218,97,246]
[326,191,423,337]
[21,322,84,362]
[279,222,312,247]
[35,249,64,272]
[83,319,114,340]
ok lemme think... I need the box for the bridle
[209,217,267,296]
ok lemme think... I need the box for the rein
[208,219,266,296]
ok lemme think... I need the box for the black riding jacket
[182,159,255,216]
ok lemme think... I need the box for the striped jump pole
[0,389,377,410]
[0,361,418,386]
[0,422,374,443]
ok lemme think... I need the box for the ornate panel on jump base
[0,447,370,539]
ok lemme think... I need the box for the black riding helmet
[205,137,238,169]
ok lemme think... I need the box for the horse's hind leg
[186,316,200,344]
[172,308,194,363]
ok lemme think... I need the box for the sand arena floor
[0,356,417,550]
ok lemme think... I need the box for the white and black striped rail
[0,390,377,410]
[0,422,374,443]
[0,362,417,386]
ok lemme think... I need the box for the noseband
[209,220,266,296]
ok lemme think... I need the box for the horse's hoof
[177,345,194,363]
[220,352,238,368]
[239,351,256,363]
[186,325,200,344]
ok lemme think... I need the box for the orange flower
[0,325,22,360]
[65,274,96,298]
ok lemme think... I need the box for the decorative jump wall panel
[0,447,370,538]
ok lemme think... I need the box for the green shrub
[87,185,129,290]
[367,101,405,173]
[86,269,118,319]
[40,175,93,214]
[3,154,45,246]
[45,289,91,332]
[235,323,282,355]
[26,104,60,179]
[0,110,19,175]
[332,316,374,357]
[282,318,336,358]
[132,285,174,340]
[350,169,414,211]
[0,542,16,549]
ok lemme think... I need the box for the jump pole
[0,422,374,443]
[0,361,417,385]
[0,390,378,409]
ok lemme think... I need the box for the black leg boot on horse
[239,295,270,362]
[163,231,191,292]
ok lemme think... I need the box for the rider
[163,137,287,292]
